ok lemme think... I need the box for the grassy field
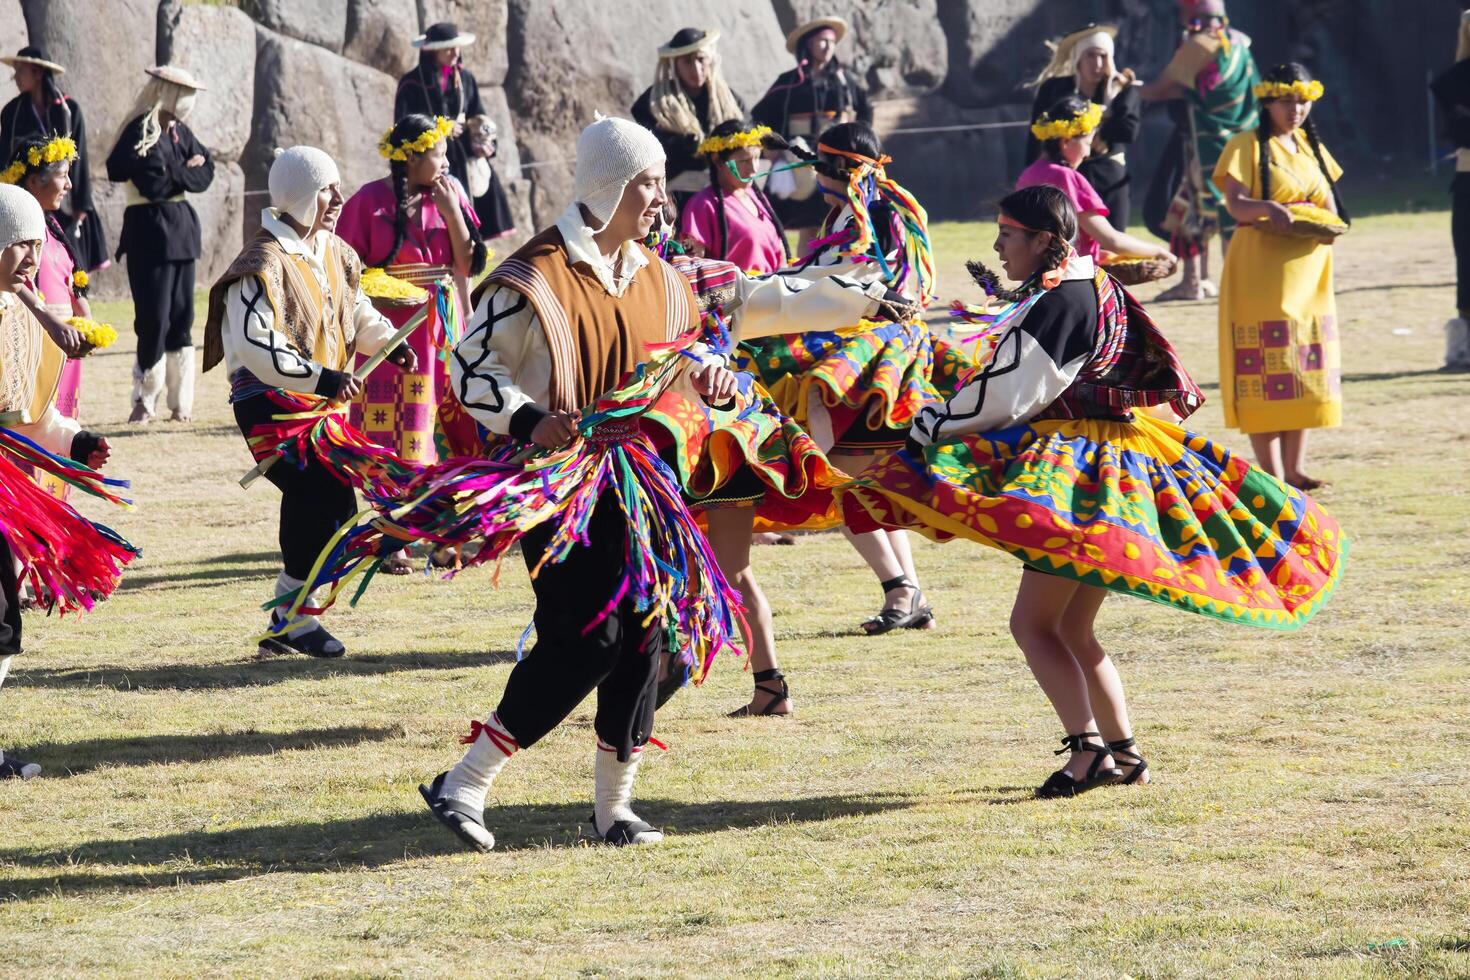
[0,211,1466,977]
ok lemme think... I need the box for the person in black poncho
[752,16,872,247]
[394,22,515,241]
[106,66,213,425]
[630,28,745,211]
[1025,25,1142,232]
[0,47,108,272]
[1432,9,1470,371]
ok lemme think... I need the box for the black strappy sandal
[589,814,664,846]
[727,668,792,718]
[1035,732,1124,799]
[860,575,935,635]
[1107,737,1149,785]
[419,772,495,852]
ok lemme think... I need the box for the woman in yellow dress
[1213,63,1347,490]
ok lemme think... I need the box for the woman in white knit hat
[421,114,739,851]
[201,146,416,660]
[0,183,136,779]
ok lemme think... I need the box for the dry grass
[0,211,1465,977]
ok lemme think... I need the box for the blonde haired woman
[631,27,744,208]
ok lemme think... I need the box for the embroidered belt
[385,262,452,287]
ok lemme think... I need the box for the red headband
[816,143,891,169]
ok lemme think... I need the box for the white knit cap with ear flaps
[0,184,45,251]
[268,146,341,228]
[574,115,665,231]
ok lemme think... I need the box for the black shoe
[0,754,42,779]
[419,772,495,852]
[258,614,346,658]
[1036,732,1124,799]
[1107,737,1149,785]
[589,813,664,846]
[727,668,792,717]
[860,575,935,635]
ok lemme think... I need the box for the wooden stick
[238,302,433,489]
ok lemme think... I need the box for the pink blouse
[679,185,787,275]
[36,224,78,313]
[337,174,480,271]
[1015,158,1109,262]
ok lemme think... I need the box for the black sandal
[860,575,935,635]
[1107,737,1149,785]
[589,814,664,846]
[727,668,792,718]
[1035,732,1124,798]
[419,772,495,852]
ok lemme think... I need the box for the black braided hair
[968,185,1077,304]
[38,70,73,138]
[10,135,85,295]
[701,118,795,264]
[376,114,487,275]
[1037,95,1094,164]
[1255,63,1349,223]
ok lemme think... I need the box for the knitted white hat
[574,115,665,231]
[0,184,45,250]
[269,145,341,228]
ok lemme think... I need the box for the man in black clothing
[106,65,213,424]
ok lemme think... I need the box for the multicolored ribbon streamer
[807,156,936,308]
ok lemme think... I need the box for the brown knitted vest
[472,227,697,412]
[202,231,363,375]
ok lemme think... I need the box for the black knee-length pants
[127,256,195,370]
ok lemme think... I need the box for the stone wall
[11,0,1460,298]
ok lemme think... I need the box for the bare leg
[832,449,928,630]
[1156,253,1204,301]
[1009,570,1114,779]
[1057,585,1147,784]
[1281,429,1312,486]
[1249,432,1283,480]
[705,507,791,715]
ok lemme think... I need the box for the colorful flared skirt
[840,413,1345,629]
[642,371,845,531]
[737,322,972,453]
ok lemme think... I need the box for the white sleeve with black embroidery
[449,284,550,435]
[222,274,323,393]
[910,295,1092,446]
[729,271,887,341]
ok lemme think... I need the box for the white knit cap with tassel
[573,114,665,231]
[0,184,45,250]
[268,145,340,228]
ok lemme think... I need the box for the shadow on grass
[15,649,519,691]
[1340,368,1460,384]
[0,792,916,898]
[24,724,400,775]
[117,561,282,592]
[1335,280,1453,296]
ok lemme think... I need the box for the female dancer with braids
[841,185,1344,798]
[741,121,962,636]
[340,114,487,463]
[1213,63,1346,491]
[678,119,789,274]
[4,134,91,498]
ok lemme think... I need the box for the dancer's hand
[691,361,738,404]
[531,410,580,449]
[86,436,111,470]
[24,289,85,356]
[1261,201,1293,233]
[428,175,459,217]
[874,289,921,324]
[186,154,206,168]
[386,345,419,372]
[329,374,363,402]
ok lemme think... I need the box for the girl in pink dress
[679,119,788,274]
[338,114,487,469]
[9,134,87,499]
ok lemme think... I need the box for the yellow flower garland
[1253,79,1324,102]
[361,267,429,303]
[697,125,773,156]
[0,135,78,185]
[66,316,118,353]
[378,117,456,162]
[72,269,89,290]
[1029,102,1105,142]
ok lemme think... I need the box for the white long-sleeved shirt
[721,268,888,343]
[0,291,81,457]
[452,203,736,438]
[911,258,1099,446]
[219,209,396,393]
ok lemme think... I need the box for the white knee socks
[1445,318,1470,369]
[441,713,518,811]
[165,346,195,418]
[593,740,662,843]
[0,654,11,689]
[132,360,164,415]
[272,572,339,649]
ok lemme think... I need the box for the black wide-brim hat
[659,28,720,58]
[1,45,65,75]
[413,22,477,51]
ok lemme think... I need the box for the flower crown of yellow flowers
[0,135,79,185]
[377,116,456,162]
[1029,102,1104,142]
[1253,79,1324,102]
[697,125,773,156]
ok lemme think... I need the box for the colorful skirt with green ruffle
[737,322,973,453]
[840,413,1345,628]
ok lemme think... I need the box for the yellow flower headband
[1029,102,1104,142]
[0,135,79,185]
[377,116,455,162]
[697,125,773,156]
[1253,79,1324,102]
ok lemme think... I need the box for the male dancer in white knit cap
[420,116,738,850]
[201,146,417,658]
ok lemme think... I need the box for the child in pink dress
[678,119,788,274]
